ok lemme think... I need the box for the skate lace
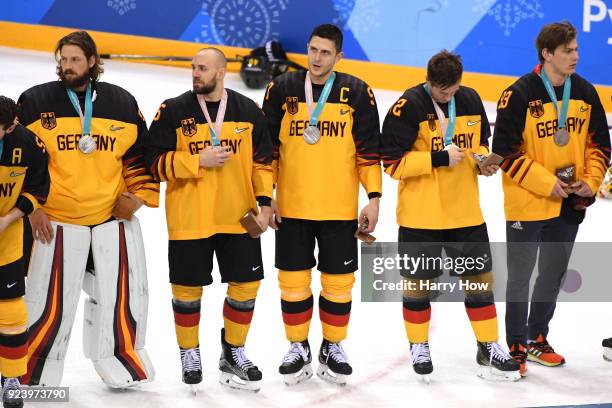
[282,342,308,364]
[3,377,20,395]
[488,342,511,364]
[181,348,201,372]
[328,343,348,364]
[232,347,255,371]
[411,342,431,365]
[531,340,555,354]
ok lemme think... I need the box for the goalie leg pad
[24,222,91,386]
[84,217,154,388]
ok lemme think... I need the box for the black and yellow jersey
[492,67,611,221]
[17,81,159,226]
[382,85,491,230]
[145,89,273,240]
[0,124,49,266]
[261,71,381,221]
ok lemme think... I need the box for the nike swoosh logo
[344,259,354,266]
[10,171,25,177]
[580,106,588,112]
[235,127,249,134]
[340,109,350,115]
[467,120,481,126]
[6,282,17,289]
[252,265,261,271]
[110,125,125,131]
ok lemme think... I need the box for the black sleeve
[17,91,39,128]
[351,82,381,167]
[261,79,284,162]
[491,84,528,167]
[249,100,274,207]
[16,129,49,214]
[145,101,178,181]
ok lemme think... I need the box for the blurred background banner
[2,0,611,85]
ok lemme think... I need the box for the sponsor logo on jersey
[340,109,350,115]
[40,112,56,130]
[467,120,481,126]
[580,106,589,112]
[427,114,437,131]
[10,171,25,178]
[181,118,197,137]
[235,127,249,134]
[529,100,545,119]
[110,125,125,131]
[286,96,299,115]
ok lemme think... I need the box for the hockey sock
[402,278,431,343]
[0,297,28,377]
[463,272,499,342]
[319,272,354,343]
[171,284,202,349]
[279,270,313,342]
[223,281,260,346]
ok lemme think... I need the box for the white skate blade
[419,374,431,384]
[316,364,347,386]
[477,365,521,382]
[283,364,313,386]
[219,372,261,392]
[189,384,198,395]
[603,347,612,362]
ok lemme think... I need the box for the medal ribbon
[423,84,456,147]
[66,82,93,136]
[305,71,336,127]
[197,89,228,147]
[540,69,571,131]
[0,139,3,160]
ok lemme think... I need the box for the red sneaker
[527,334,565,366]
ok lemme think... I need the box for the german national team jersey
[261,71,381,221]
[492,67,611,221]
[146,89,273,240]
[18,81,159,226]
[0,125,49,266]
[382,85,490,230]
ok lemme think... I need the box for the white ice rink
[2,46,612,408]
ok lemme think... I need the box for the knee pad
[0,298,27,334]
[227,281,260,303]
[462,271,495,303]
[278,269,312,301]
[402,277,431,300]
[24,221,90,386]
[82,218,154,388]
[320,272,355,303]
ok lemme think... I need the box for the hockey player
[381,50,520,382]
[492,21,610,376]
[17,31,159,388]
[0,96,49,408]
[261,24,382,386]
[145,48,273,393]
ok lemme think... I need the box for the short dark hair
[55,31,104,82]
[0,96,17,130]
[536,21,577,63]
[426,50,463,88]
[308,24,343,52]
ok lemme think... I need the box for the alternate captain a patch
[180,118,197,137]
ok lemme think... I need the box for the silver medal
[303,125,321,145]
[554,128,569,147]
[444,143,458,151]
[78,133,96,154]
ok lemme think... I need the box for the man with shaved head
[145,47,274,392]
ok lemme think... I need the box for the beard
[193,78,217,95]
[60,69,89,89]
